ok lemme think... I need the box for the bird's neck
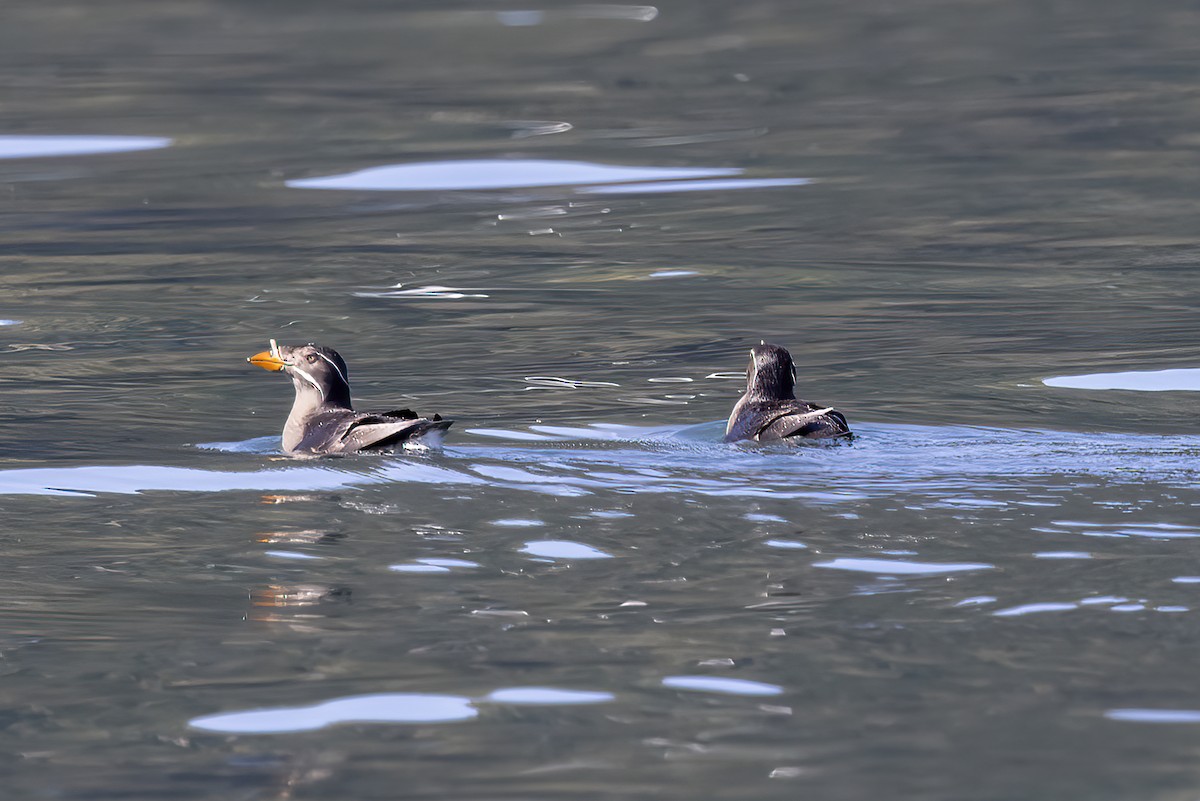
[749,374,795,401]
[289,374,353,413]
[282,383,353,451]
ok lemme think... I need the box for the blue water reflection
[520,539,613,559]
[287,159,738,191]
[483,687,615,704]
[0,135,170,159]
[1044,368,1200,391]
[813,558,994,575]
[285,158,807,196]
[190,686,618,734]
[662,676,784,696]
[1105,709,1200,724]
[189,693,479,733]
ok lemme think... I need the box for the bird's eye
[306,353,318,364]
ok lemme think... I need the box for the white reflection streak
[524,376,620,388]
[189,693,478,733]
[813,558,994,575]
[354,285,489,299]
[1106,709,1200,724]
[662,675,783,696]
[287,159,736,191]
[1044,367,1200,391]
[484,687,615,704]
[0,135,172,159]
[507,121,574,138]
[520,540,613,559]
[573,5,659,21]
[579,178,811,195]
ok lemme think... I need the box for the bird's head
[248,340,352,409]
[744,340,796,401]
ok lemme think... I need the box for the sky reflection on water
[287,159,741,191]
[189,693,480,733]
[1044,368,1200,391]
[0,135,171,159]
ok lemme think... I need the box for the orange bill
[248,350,286,371]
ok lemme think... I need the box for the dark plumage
[247,341,452,454]
[724,341,850,443]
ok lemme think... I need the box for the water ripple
[4,422,1200,500]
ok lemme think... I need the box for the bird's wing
[376,408,419,420]
[756,404,849,441]
[337,412,453,452]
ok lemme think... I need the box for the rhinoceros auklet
[247,340,452,454]
[724,341,850,443]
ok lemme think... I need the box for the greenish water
[4,1,1200,799]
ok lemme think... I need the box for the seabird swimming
[247,340,452,454]
[724,341,850,443]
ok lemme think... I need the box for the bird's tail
[400,419,454,450]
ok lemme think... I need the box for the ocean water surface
[4,1,1200,800]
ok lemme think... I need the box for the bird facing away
[724,341,850,443]
[247,340,452,454]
